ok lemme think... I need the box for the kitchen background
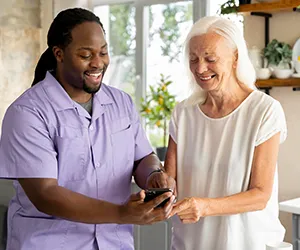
[0,0,299,247]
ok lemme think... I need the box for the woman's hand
[171,197,208,224]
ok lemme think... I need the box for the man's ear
[52,46,64,63]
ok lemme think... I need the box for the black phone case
[144,188,172,207]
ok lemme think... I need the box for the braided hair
[32,8,105,86]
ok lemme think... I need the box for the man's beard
[83,79,102,94]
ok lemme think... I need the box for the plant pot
[269,61,291,77]
[156,147,167,161]
[273,69,293,79]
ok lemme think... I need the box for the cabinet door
[134,220,172,250]
[131,182,172,250]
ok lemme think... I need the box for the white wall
[244,12,300,243]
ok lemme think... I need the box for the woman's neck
[201,82,253,118]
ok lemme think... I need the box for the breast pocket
[55,126,88,182]
[111,117,135,176]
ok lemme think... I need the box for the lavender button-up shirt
[0,72,153,250]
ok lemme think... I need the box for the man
[0,8,175,250]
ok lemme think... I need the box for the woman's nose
[195,61,208,74]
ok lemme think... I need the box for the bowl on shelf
[273,69,293,79]
[256,68,272,80]
[294,60,300,74]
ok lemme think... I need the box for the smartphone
[144,188,173,208]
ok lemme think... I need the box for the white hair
[183,16,256,106]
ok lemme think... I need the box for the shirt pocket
[110,117,135,177]
[54,126,88,182]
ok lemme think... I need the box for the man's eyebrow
[77,47,93,51]
[77,44,108,51]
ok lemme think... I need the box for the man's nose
[90,55,104,69]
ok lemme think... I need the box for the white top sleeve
[169,101,185,144]
[255,100,287,146]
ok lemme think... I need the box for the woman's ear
[233,50,238,69]
[52,46,64,63]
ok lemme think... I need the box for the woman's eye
[207,58,216,63]
[190,57,198,63]
[100,52,108,56]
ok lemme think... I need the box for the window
[94,3,136,101]
[145,1,193,147]
[94,0,199,148]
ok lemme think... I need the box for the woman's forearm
[201,188,270,216]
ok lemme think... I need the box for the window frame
[92,0,209,107]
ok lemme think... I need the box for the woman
[166,16,287,250]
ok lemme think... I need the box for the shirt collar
[42,71,113,111]
[93,84,113,106]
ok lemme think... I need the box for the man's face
[55,21,109,95]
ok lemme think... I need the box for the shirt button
[95,162,100,168]
[90,125,94,131]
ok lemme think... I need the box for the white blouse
[169,90,287,250]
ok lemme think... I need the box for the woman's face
[189,32,237,92]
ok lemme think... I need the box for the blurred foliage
[109,5,135,56]
[263,39,292,67]
[140,74,177,147]
[157,4,192,62]
[218,0,238,15]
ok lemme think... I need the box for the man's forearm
[31,185,121,224]
[133,153,162,189]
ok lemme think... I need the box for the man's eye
[80,54,91,59]
[100,52,108,56]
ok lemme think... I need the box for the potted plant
[218,0,251,15]
[140,74,177,161]
[262,39,293,79]
[219,0,238,15]
[263,39,293,68]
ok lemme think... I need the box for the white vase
[248,46,263,69]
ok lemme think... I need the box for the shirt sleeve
[129,98,153,161]
[169,102,181,144]
[255,100,287,146]
[0,104,58,179]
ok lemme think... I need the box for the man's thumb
[130,190,146,201]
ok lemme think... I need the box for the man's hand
[119,190,175,225]
[170,197,208,224]
[146,171,177,196]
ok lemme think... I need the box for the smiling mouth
[85,71,103,78]
[199,75,216,81]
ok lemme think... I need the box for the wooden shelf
[238,0,300,13]
[256,77,300,87]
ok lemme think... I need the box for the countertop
[279,198,300,215]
